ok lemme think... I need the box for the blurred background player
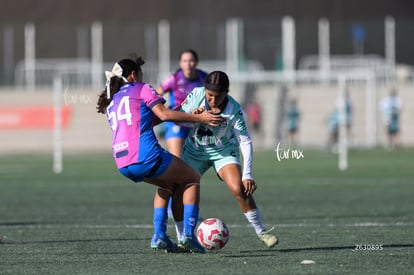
[246,100,262,133]
[327,108,339,152]
[96,56,223,253]
[174,71,278,249]
[328,90,353,152]
[286,99,300,145]
[380,89,402,149]
[336,89,353,145]
[156,49,208,157]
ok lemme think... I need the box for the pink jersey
[160,69,207,110]
[106,82,165,169]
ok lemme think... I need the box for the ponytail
[96,77,125,114]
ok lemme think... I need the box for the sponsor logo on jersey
[194,126,222,146]
[113,141,129,151]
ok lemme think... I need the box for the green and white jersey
[181,87,253,180]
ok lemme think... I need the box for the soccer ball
[196,218,229,251]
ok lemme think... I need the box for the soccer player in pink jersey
[96,56,222,253]
[157,49,208,157]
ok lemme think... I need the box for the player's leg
[166,137,185,157]
[217,163,278,248]
[388,119,399,149]
[119,156,177,252]
[170,150,212,252]
[159,124,188,236]
[147,154,204,253]
[387,125,394,149]
[164,122,188,158]
[164,136,185,237]
[154,184,185,243]
[170,150,209,229]
[151,187,176,251]
[170,185,185,239]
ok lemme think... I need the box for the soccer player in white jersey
[175,71,278,248]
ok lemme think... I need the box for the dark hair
[179,49,199,63]
[96,55,145,114]
[204,71,229,93]
[118,54,145,78]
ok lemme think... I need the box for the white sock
[244,208,266,235]
[175,221,184,240]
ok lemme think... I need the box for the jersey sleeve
[176,87,203,127]
[233,108,254,180]
[180,87,203,114]
[141,84,166,109]
[160,74,176,93]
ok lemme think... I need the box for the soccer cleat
[258,227,278,248]
[176,243,192,253]
[151,234,177,252]
[179,235,206,254]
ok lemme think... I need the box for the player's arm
[240,134,256,195]
[151,102,223,126]
[152,104,185,126]
[157,74,175,96]
[156,86,165,96]
[233,109,256,195]
[173,87,203,127]
[152,112,163,126]
[234,109,253,180]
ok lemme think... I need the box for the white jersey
[380,95,402,124]
[181,87,253,180]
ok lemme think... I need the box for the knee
[229,187,246,200]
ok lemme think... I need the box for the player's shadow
[0,222,40,226]
[1,237,147,245]
[0,222,148,245]
[225,244,414,257]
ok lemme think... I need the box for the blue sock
[153,207,168,237]
[183,204,199,238]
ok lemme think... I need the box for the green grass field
[1,148,413,274]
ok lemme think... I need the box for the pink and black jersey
[160,69,207,110]
[106,82,165,169]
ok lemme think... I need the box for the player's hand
[192,106,205,114]
[198,110,224,126]
[242,179,257,196]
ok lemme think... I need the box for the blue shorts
[119,150,173,183]
[164,121,190,140]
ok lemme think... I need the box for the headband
[204,83,228,93]
[105,63,128,99]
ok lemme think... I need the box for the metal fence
[2,16,414,88]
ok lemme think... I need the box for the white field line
[1,222,412,230]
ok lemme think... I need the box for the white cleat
[258,227,278,248]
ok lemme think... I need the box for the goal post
[53,75,63,174]
[338,75,348,171]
